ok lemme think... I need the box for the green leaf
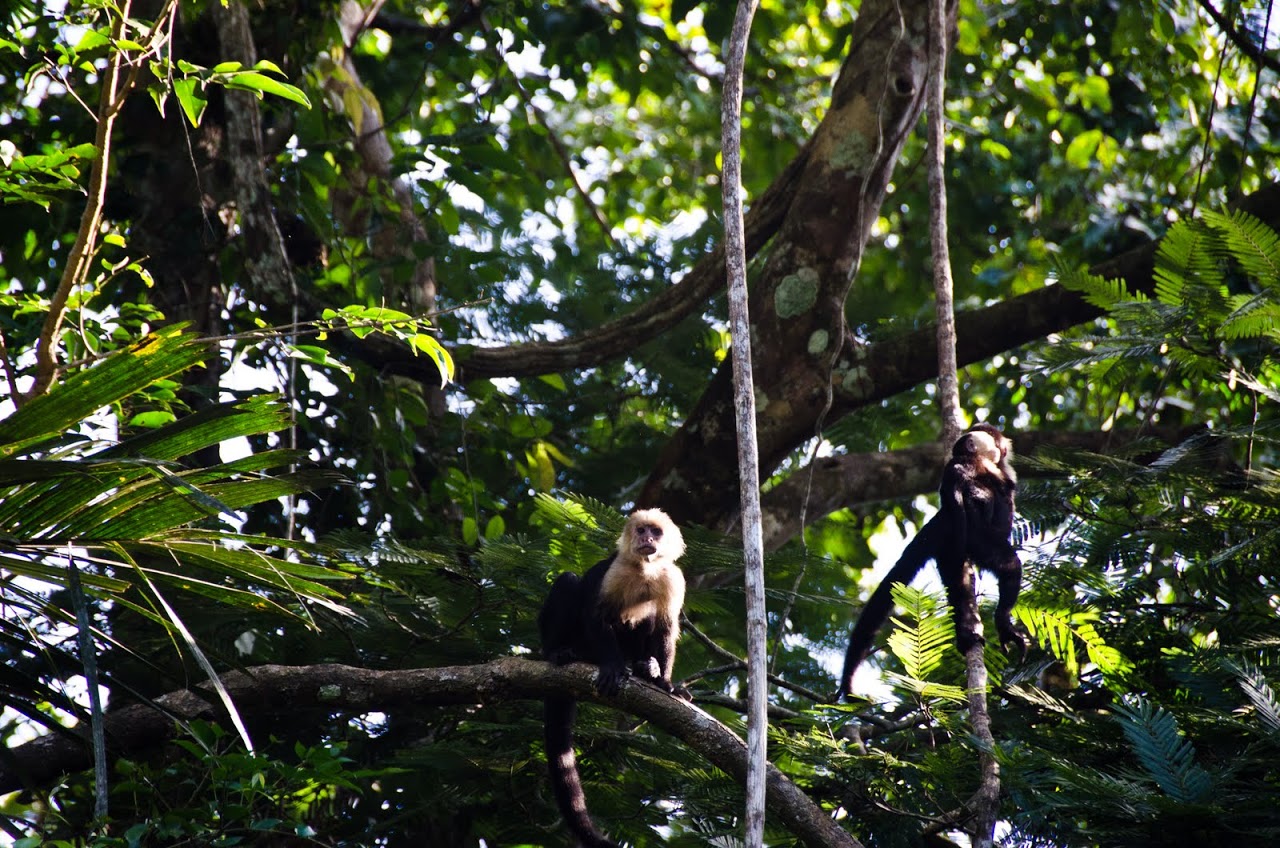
[221,71,312,108]
[128,410,177,428]
[1064,129,1103,169]
[980,138,1012,161]
[173,78,208,127]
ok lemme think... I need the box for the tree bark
[639,0,945,527]
[720,1,768,843]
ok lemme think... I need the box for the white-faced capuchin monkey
[837,423,1028,699]
[538,508,691,848]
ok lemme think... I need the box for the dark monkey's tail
[545,696,620,848]
[837,517,941,699]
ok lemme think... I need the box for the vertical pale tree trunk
[721,1,766,844]
[925,0,1001,842]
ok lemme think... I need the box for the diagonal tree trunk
[640,0,951,527]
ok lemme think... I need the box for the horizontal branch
[317,150,808,385]
[4,659,860,848]
[844,180,1280,415]
[758,426,1206,549]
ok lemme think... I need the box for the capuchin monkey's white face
[956,426,1011,465]
[633,522,662,557]
[618,508,686,562]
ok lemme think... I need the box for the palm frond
[0,328,355,646]
[0,324,209,454]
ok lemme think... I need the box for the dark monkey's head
[955,423,1012,464]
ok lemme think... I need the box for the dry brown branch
[27,1,175,400]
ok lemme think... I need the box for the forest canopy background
[1,0,1280,845]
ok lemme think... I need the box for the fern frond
[1222,658,1280,736]
[885,584,953,681]
[1220,294,1280,340]
[1054,262,1145,309]
[1202,208,1280,285]
[1112,696,1213,803]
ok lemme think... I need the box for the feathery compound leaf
[1222,658,1280,736]
[1054,262,1144,309]
[1016,606,1131,679]
[884,585,963,699]
[1202,208,1280,286]
[1219,293,1280,340]
[1153,220,1221,306]
[1112,696,1213,803]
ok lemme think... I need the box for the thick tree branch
[649,173,1280,533]
[758,425,1206,550]
[641,0,938,526]
[455,150,804,381]
[836,181,1280,417]
[290,140,805,385]
[3,659,860,848]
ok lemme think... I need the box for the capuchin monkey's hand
[596,662,628,696]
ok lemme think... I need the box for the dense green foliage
[2,0,1280,845]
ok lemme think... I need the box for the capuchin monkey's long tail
[837,517,940,699]
[544,696,619,848]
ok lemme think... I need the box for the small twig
[1197,0,1280,74]
[680,618,826,702]
[66,551,109,820]
[683,616,741,663]
[696,691,801,720]
[0,329,21,402]
[27,0,179,401]
[42,57,98,120]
